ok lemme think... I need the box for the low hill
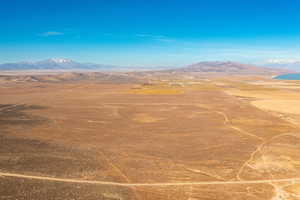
[166,61,290,75]
[132,61,292,80]
[0,72,138,84]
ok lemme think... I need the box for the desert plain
[1,75,300,200]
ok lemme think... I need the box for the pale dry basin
[252,100,300,115]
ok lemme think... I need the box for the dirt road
[0,171,299,187]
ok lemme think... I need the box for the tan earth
[1,76,300,200]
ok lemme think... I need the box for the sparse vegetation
[1,77,300,199]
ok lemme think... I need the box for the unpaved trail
[215,111,264,141]
[236,132,299,181]
[0,104,18,112]
[1,171,300,187]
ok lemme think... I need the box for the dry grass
[131,88,183,95]
[1,78,300,199]
[129,82,184,95]
[252,100,300,114]
[223,79,300,115]
[189,83,221,91]
[133,113,165,123]
[284,183,300,197]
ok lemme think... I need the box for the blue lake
[274,73,300,80]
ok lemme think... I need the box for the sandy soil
[1,78,300,199]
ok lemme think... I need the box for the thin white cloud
[40,31,64,37]
[135,34,165,38]
[154,38,175,43]
[135,34,175,43]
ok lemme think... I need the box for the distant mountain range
[164,61,291,75]
[0,60,293,84]
[0,59,121,71]
[0,59,174,71]
[0,59,292,77]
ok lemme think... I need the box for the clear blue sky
[1,0,300,66]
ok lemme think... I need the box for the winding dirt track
[0,172,300,187]
[1,105,299,189]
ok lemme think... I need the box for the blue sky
[1,0,300,66]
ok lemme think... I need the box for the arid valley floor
[1,75,300,200]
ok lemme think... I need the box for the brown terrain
[0,66,300,200]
